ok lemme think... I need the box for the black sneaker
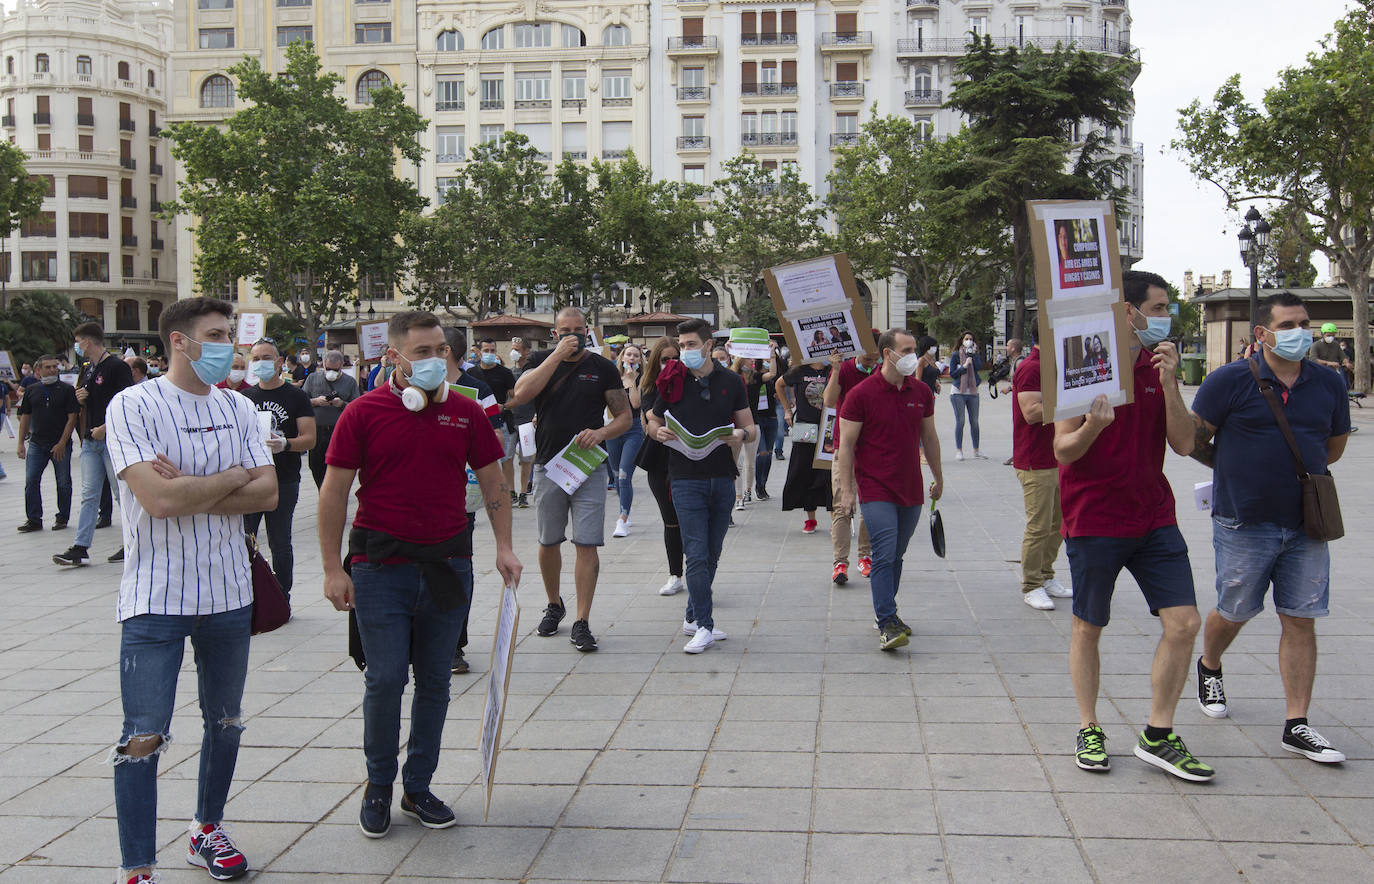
[536,600,566,636]
[1282,722,1346,763]
[451,651,469,675]
[359,783,392,838]
[517,493,529,508]
[186,822,249,880]
[774,450,785,461]
[570,619,598,652]
[53,545,89,567]
[1133,731,1216,782]
[510,491,518,505]
[755,486,770,501]
[400,791,457,829]
[1075,724,1110,771]
[95,516,112,529]
[16,519,41,533]
[108,548,125,564]
[877,618,909,651]
[51,518,68,530]
[1196,657,1228,718]
[873,616,913,636]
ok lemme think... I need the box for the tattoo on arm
[484,481,510,519]
[1190,415,1216,467]
[605,388,630,416]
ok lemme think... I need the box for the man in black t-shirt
[474,337,519,497]
[16,355,78,532]
[54,324,135,566]
[508,307,630,652]
[647,318,754,654]
[242,339,316,597]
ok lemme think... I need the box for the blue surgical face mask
[250,359,277,382]
[1267,327,1314,362]
[681,347,707,371]
[480,352,499,366]
[402,355,447,391]
[148,365,161,376]
[184,338,235,386]
[1134,315,1173,347]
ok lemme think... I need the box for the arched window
[117,61,130,80]
[35,54,50,73]
[602,24,630,46]
[436,29,462,51]
[147,70,156,88]
[913,116,934,142]
[200,74,234,108]
[481,27,504,49]
[146,300,163,330]
[562,25,586,47]
[356,69,390,105]
[116,299,141,331]
[913,66,932,93]
[5,57,13,75]
[76,56,92,76]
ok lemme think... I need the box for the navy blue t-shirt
[1192,355,1350,529]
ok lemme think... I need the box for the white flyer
[543,438,608,494]
[518,422,536,457]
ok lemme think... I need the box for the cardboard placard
[479,584,519,821]
[236,312,266,347]
[763,254,876,365]
[1027,200,1133,421]
[0,350,16,382]
[812,406,837,471]
[728,327,772,360]
[357,320,389,363]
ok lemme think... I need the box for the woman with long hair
[948,329,985,460]
[606,344,645,537]
[635,337,686,595]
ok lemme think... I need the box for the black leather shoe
[95,516,112,529]
[359,784,392,838]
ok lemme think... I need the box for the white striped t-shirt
[106,377,274,621]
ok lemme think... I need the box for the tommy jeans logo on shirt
[181,423,234,434]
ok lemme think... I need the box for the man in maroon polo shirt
[1053,270,1214,783]
[822,340,878,585]
[835,329,943,652]
[1012,344,1072,610]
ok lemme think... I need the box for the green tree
[0,142,49,308]
[1261,203,1320,289]
[705,154,826,319]
[164,43,428,349]
[1176,2,1374,390]
[732,294,782,332]
[828,118,1009,324]
[945,37,1138,343]
[0,291,78,364]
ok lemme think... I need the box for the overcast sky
[1132,0,1355,289]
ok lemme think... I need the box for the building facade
[1,0,175,353]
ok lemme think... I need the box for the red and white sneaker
[187,822,248,880]
[857,556,873,578]
[832,562,849,585]
[802,519,818,534]
[125,874,158,884]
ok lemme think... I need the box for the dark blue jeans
[754,415,778,488]
[24,439,72,522]
[351,557,472,792]
[671,476,734,631]
[113,606,252,871]
[244,480,301,595]
[774,402,788,454]
[604,419,644,517]
[860,500,922,623]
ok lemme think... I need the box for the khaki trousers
[831,468,871,564]
[1017,467,1062,593]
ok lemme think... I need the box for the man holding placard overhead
[1053,270,1214,783]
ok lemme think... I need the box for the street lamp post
[1237,205,1272,334]
[590,271,602,331]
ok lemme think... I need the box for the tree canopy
[0,291,78,364]
[0,142,47,246]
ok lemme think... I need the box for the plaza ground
[0,385,1370,882]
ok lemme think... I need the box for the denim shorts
[533,462,606,547]
[1212,516,1330,622]
[1066,524,1196,627]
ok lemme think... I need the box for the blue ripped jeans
[113,606,252,871]
[604,418,644,518]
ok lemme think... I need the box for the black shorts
[1066,525,1195,627]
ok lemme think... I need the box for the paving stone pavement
[0,385,1371,883]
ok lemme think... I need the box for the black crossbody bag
[1247,358,1344,541]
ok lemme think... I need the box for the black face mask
[560,332,587,354]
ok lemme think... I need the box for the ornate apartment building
[0,0,175,352]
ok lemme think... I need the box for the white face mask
[926,346,937,357]
[894,352,920,377]
[299,353,311,365]
[324,369,340,382]
[228,369,247,384]
[1324,335,1336,344]
[964,341,975,351]
[509,349,520,362]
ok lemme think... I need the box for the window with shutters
[69,212,109,239]
[21,212,56,237]
[436,76,463,111]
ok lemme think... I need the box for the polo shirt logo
[1145,386,1157,394]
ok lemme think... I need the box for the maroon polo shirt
[838,370,934,507]
[1011,348,1056,471]
[832,357,875,446]
[1058,348,1176,538]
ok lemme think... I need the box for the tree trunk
[1353,271,1370,394]
[1011,223,1031,344]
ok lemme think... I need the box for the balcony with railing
[120,157,136,170]
[906,0,940,7]
[150,200,162,213]
[149,125,162,137]
[121,197,137,209]
[119,118,136,132]
[741,32,798,46]
[1102,0,1127,7]
[830,81,864,99]
[897,34,1133,57]
[741,82,799,97]
[121,235,138,248]
[33,112,52,125]
[820,32,873,51]
[0,115,13,128]
[150,163,163,176]
[436,154,463,163]
[77,113,95,127]
[479,98,504,110]
[667,35,719,55]
[677,86,710,102]
[514,98,552,109]
[741,132,799,147]
[151,238,164,251]
[904,89,942,107]
[830,132,861,147]
[676,135,709,151]
[562,150,587,160]
[435,99,464,112]
[602,97,632,107]
[602,148,630,159]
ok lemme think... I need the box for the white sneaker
[613,517,629,538]
[955,450,965,461]
[684,626,715,653]
[682,620,727,640]
[658,576,685,596]
[623,516,632,528]
[1041,577,1072,598]
[1022,587,1055,610]
[734,498,745,511]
